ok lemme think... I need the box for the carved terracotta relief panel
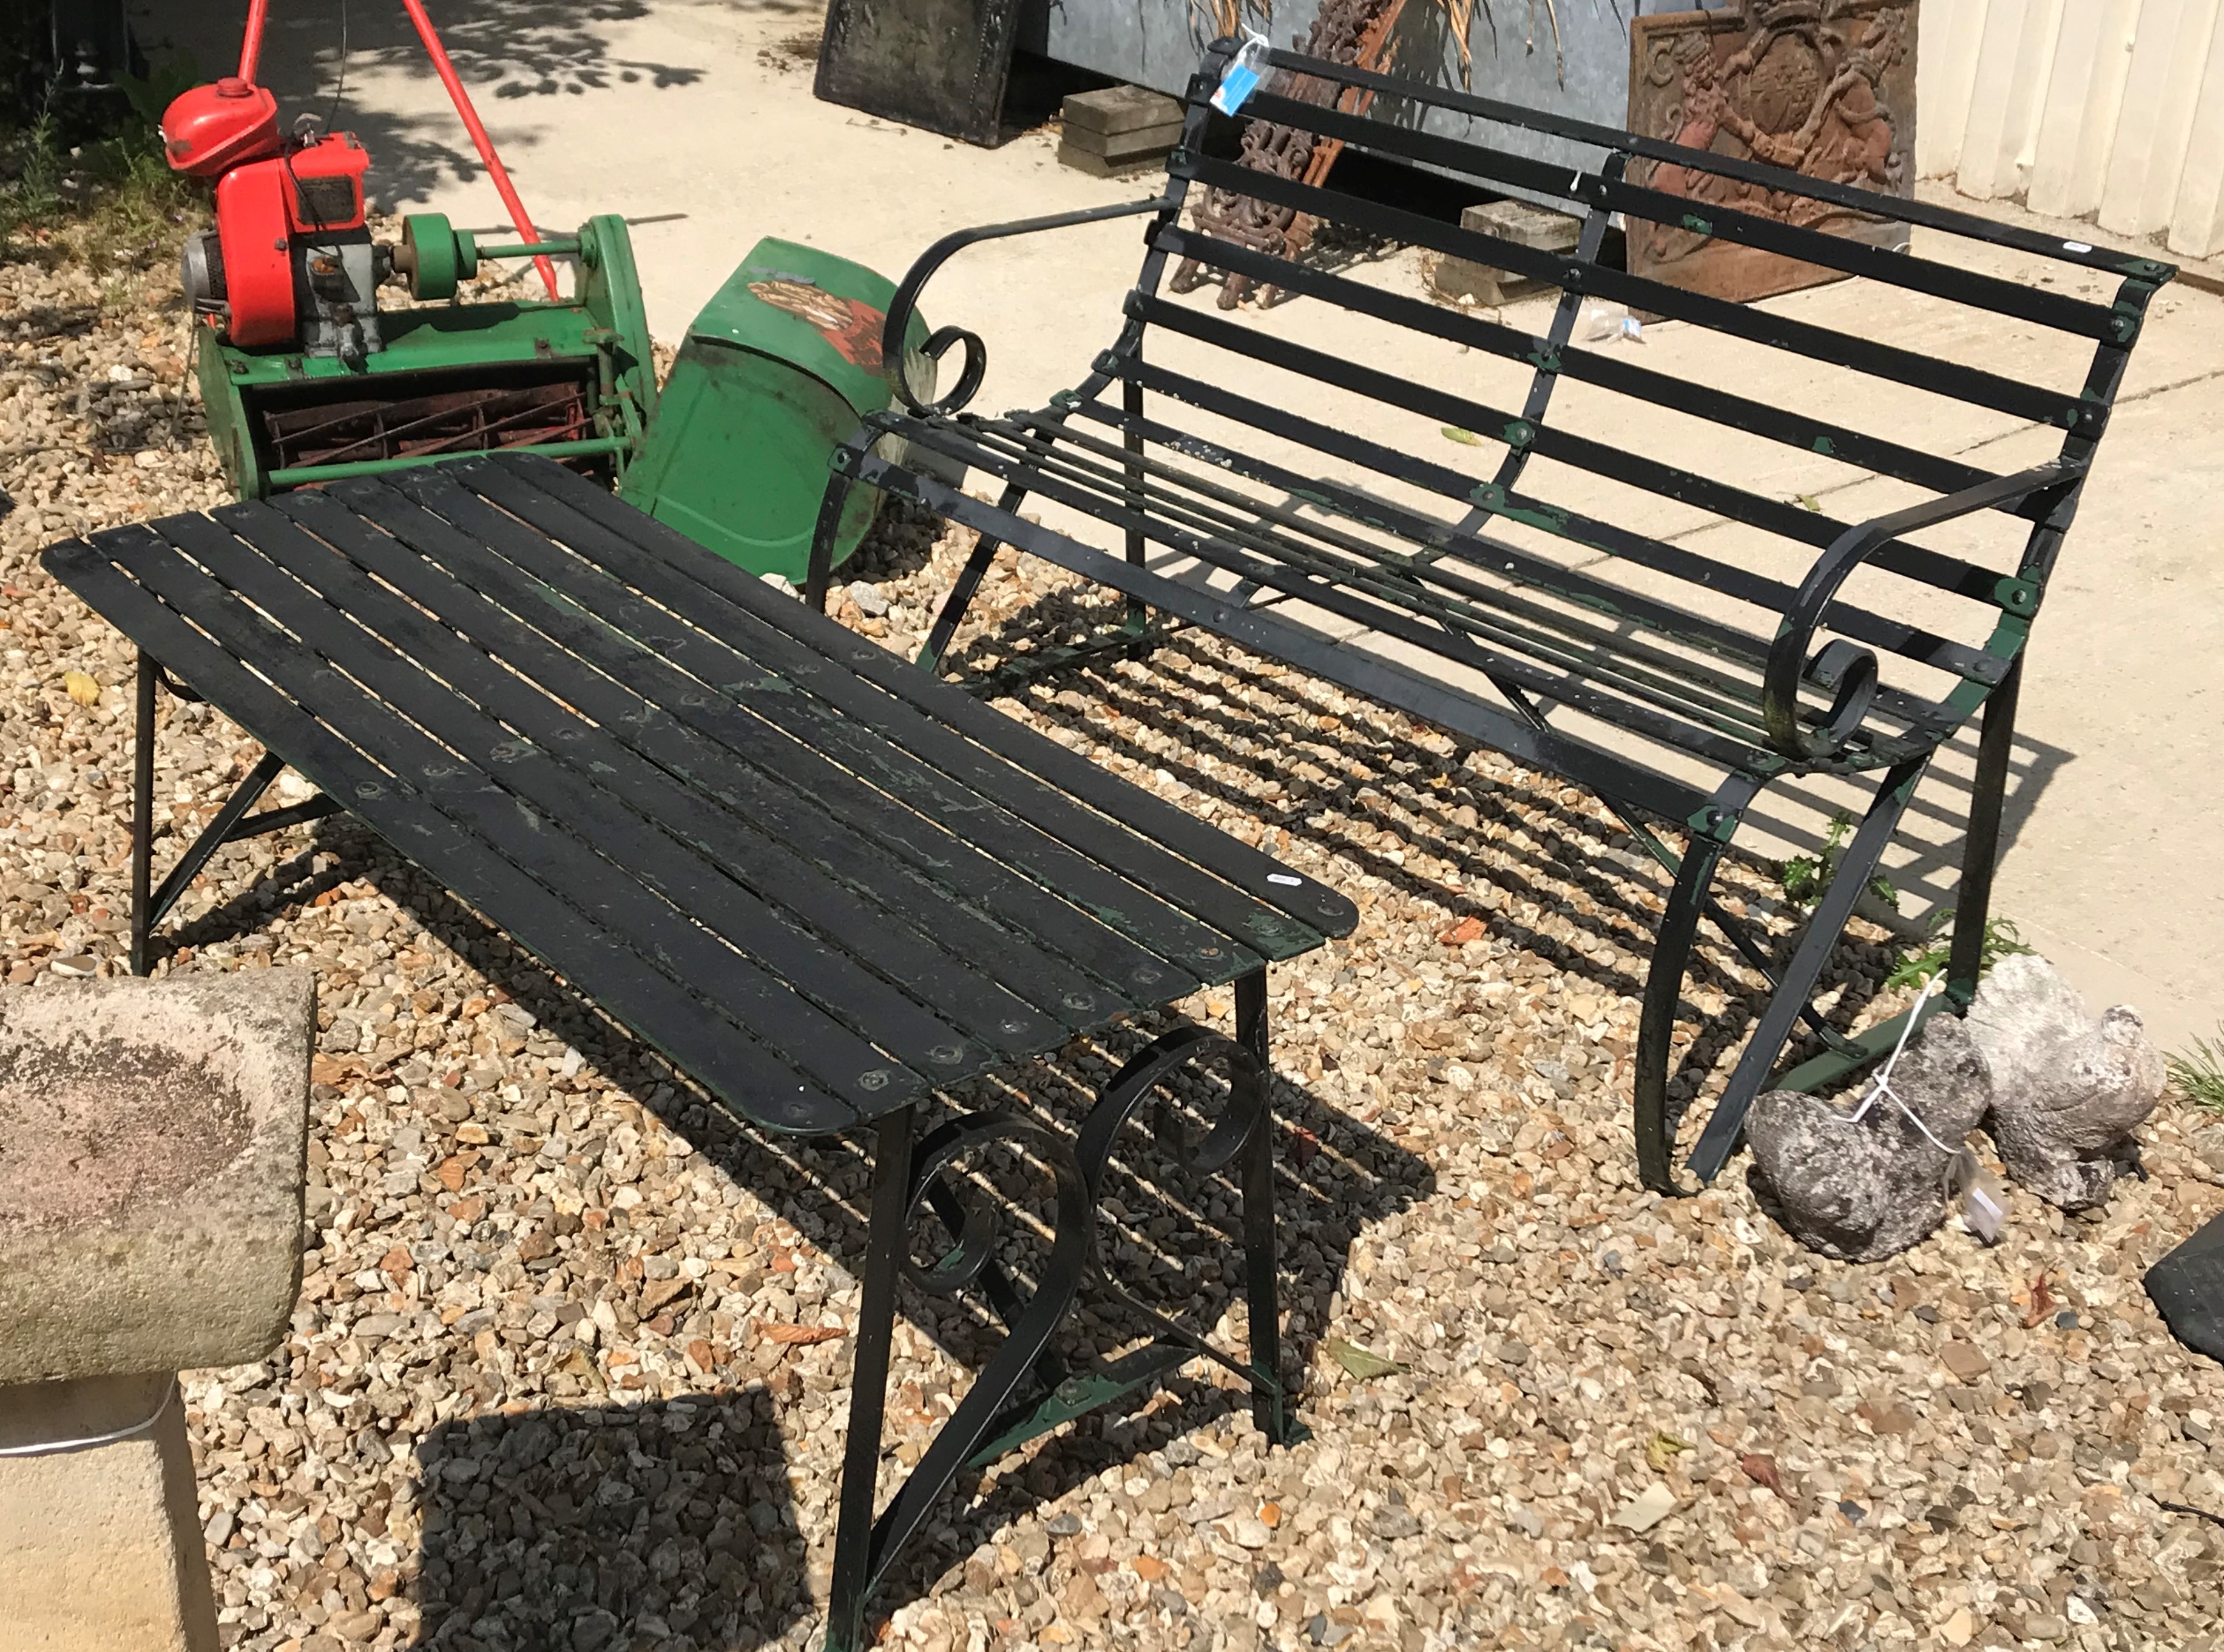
[1626,0,1918,302]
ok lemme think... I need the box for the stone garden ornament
[1748,954,2163,1261]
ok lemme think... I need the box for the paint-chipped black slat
[207,500,1021,1081]
[490,452,1359,945]
[143,511,928,1107]
[344,470,1220,1002]
[435,460,1318,966]
[270,488,1111,1042]
[46,529,860,1134]
[44,455,1354,1139]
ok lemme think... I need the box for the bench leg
[1947,654,2022,1008]
[806,439,874,614]
[825,988,1293,1645]
[828,1105,919,1652]
[1633,814,1737,1194]
[827,1104,1093,1652]
[917,481,1029,673]
[130,650,158,976]
[127,651,345,976]
[1123,377,1151,635]
[1234,968,1293,1443]
[1681,756,1932,1185]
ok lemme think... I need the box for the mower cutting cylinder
[197,213,658,498]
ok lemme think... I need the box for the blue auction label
[1212,36,1270,115]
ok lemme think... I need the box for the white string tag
[1845,975,1953,1151]
[1212,33,1272,115]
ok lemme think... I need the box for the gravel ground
[10,238,2224,1652]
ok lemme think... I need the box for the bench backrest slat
[1176,153,2091,430]
[1109,39,2169,727]
[1252,44,2169,285]
[1128,295,2007,639]
[1239,89,2126,343]
[1156,224,2000,501]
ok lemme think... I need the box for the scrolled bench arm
[1760,459,2081,761]
[882,198,1171,417]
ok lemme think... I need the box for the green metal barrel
[616,237,928,585]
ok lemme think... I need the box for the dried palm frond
[1191,0,1273,45]
[1444,0,1475,85]
[1525,0,1566,89]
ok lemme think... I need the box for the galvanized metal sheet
[1022,0,1734,175]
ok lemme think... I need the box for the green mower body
[617,236,927,585]
[198,213,658,498]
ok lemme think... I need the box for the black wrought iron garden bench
[810,36,2174,1195]
[42,452,1356,1650]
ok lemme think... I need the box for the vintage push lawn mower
[152,1,922,587]
[158,1,659,500]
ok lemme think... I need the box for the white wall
[1918,0,2224,258]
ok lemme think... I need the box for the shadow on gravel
[409,1386,809,1649]
[129,0,711,211]
[166,842,351,959]
[259,803,1425,1634]
[939,596,1907,1134]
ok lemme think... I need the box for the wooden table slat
[44,454,1359,1134]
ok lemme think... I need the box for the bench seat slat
[853,447,1726,818]
[1179,155,2084,431]
[965,406,1955,744]
[1155,226,2001,501]
[1098,357,1993,690]
[50,528,868,1134]
[996,411,1792,716]
[274,489,1126,1039]
[436,464,1308,967]
[888,417,1784,772]
[958,415,1792,743]
[1046,404,1958,743]
[348,470,1239,998]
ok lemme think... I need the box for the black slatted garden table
[42,451,1356,1648]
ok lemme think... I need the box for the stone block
[1060,85,1183,177]
[1061,84,1183,138]
[0,1372,218,1651]
[1430,198,1582,307]
[1057,135,1180,177]
[0,971,316,1385]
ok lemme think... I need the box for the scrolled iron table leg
[825,967,1294,1643]
[826,1106,1094,1651]
[1072,965,1292,1440]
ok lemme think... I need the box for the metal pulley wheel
[393,213,479,300]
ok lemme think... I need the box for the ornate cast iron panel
[1169,0,1412,309]
[1627,0,1916,303]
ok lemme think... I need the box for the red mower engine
[164,76,385,365]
